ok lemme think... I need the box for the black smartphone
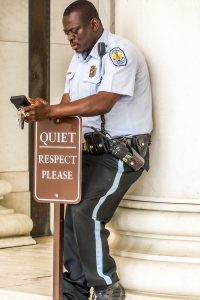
[10,95,30,110]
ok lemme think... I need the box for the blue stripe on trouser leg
[92,160,124,284]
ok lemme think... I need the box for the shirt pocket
[82,74,102,95]
[66,70,75,81]
[66,71,76,97]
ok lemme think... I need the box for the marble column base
[0,213,33,237]
[0,214,35,249]
[0,179,35,248]
[109,198,200,299]
[0,204,14,214]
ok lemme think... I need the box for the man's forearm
[49,92,120,118]
[23,92,120,122]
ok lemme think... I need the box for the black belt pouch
[84,132,110,154]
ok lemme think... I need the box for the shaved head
[63,0,100,24]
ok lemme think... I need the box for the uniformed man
[24,1,153,299]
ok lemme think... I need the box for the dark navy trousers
[63,153,144,300]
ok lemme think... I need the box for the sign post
[53,203,64,300]
[34,117,82,300]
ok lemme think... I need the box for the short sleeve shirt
[64,31,153,137]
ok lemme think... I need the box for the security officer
[24,1,153,299]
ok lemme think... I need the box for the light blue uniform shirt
[64,31,153,137]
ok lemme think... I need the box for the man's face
[63,11,96,53]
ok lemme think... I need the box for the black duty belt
[83,133,151,158]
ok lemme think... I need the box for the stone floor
[0,236,53,300]
[0,236,185,300]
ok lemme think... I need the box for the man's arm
[24,91,120,122]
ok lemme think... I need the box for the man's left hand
[23,97,51,122]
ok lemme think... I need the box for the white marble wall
[0,1,36,248]
[0,0,28,173]
[99,0,115,33]
[0,0,29,216]
[115,0,200,202]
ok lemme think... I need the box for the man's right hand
[23,97,51,122]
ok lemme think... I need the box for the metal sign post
[53,203,64,300]
[34,117,82,300]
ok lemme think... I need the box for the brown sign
[34,117,82,204]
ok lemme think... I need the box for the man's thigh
[78,153,143,221]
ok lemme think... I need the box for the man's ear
[90,18,100,32]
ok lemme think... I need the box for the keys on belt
[82,142,105,154]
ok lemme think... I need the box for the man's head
[63,0,103,53]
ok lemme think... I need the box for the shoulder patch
[109,47,127,66]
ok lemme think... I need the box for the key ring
[17,108,29,129]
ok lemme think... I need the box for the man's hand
[23,97,51,122]
[22,91,120,121]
